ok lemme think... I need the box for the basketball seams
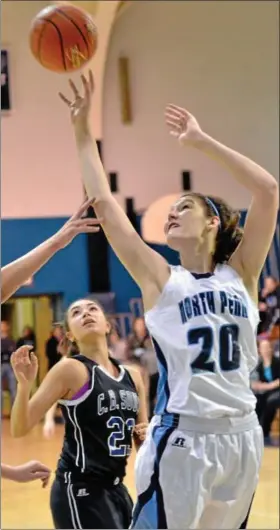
[41,18,67,71]
[30,5,97,73]
[55,8,90,58]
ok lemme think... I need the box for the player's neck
[78,337,109,365]
[179,242,214,273]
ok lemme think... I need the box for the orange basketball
[30,4,98,73]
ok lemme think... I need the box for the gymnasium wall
[1,1,278,315]
[1,218,89,308]
[1,0,119,218]
[102,1,279,210]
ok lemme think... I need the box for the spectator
[1,320,17,410]
[45,324,64,370]
[126,317,150,400]
[16,325,36,351]
[127,317,159,418]
[127,317,150,361]
[140,336,159,419]
[258,276,280,334]
[108,327,128,363]
[251,339,280,446]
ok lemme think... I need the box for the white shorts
[131,412,263,529]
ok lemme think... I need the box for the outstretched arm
[1,461,50,487]
[166,105,279,296]
[59,72,169,304]
[1,198,101,303]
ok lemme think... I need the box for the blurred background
[1,1,279,528]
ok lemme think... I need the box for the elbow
[256,177,279,203]
[11,422,29,438]
[264,177,278,197]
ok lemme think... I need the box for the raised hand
[59,70,94,129]
[11,345,38,388]
[165,104,205,146]
[52,197,102,250]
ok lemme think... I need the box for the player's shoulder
[52,356,86,377]
[122,364,142,389]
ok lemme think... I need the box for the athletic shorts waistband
[160,411,259,434]
[56,469,123,488]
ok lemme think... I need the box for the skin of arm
[1,198,101,303]
[60,74,169,307]
[1,461,50,486]
[1,237,61,304]
[197,133,279,295]
[166,104,278,303]
[11,359,83,437]
[251,379,279,392]
[75,131,169,296]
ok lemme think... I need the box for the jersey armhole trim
[58,365,96,407]
[145,265,177,320]
[219,263,259,315]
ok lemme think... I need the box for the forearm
[11,385,32,437]
[1,237,60,303]
[1,463,17,480]
[196,133,277,197]
[75,127,111,201]
[251,380,276,392]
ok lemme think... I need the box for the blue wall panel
[1,218,89,309]
[2,210,279,314]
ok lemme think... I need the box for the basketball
[29,4,98,73]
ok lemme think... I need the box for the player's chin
[80,324,100,339]
[166,231,185,251]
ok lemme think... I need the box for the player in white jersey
[60,72,279,529]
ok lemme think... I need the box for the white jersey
[145,264,259,418]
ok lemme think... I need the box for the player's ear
[105,319,111,336]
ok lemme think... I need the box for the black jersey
[56,355,139,483]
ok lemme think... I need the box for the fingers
[68,79,79,98]
[30,461,51,473]
[58,92,72,107]
[31,470,50,481]
[81,74,90,102]
[11,345,33,366]
[70,218,104,235]
[81,70,94,98]
[89,69,94,93]
[72,197,96,220]
[166,118,181,132]
[42,475,50,488]
[166,103,189,117]
[134,422,148,440]
[72,218,103,228]
[30,352,38,366]
[59,70,93,109]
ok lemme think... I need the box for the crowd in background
[1,275,279,437]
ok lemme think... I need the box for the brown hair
[189,193,243,264]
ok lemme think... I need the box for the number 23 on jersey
[107,416,135,457]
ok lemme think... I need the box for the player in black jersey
[10,298,148,529]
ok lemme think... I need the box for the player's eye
[181,203,191,211]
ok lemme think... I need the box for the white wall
[102,1,279,210]
[1,0,120,218]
